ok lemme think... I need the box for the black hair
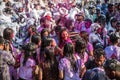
[41,28,49,40]
[44,47,55,63]
[110,18,117,27]
[43,47,58,78]
[94,48,105,58]
[110,33,119,45]
[75,39,86,58]
[80,31,89,43]
[104,59,120,71]
[23,42,37,65]
[31,34,41,45]
[55,25,62,33]
[63,42,78,72]
[40,37,53,60]
[3,27,14,41]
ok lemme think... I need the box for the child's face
[95,55,105,67]
[44,31,49,37]
[61,31,69,41]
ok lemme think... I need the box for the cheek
[11,33,14,39]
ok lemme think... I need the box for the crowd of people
[0,0,120,80]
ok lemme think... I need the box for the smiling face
[61,30,69,41]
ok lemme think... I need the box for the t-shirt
[85,60,98,69]
[59,54,81,80]
[82,67,110,80]
[19,57,36,80]
[105,45,120,61]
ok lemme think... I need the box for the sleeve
[88,43,93,51]
[3,51,15,65]
[59,59,64,71]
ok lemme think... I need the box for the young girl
[75,39,88,78]
[3,27,20,80]
[59,28,72,49]
[19,43,37,80]
[80,31,94,59]
[39,47,58,80]
[59,42,81,80]
[24,25,37,44]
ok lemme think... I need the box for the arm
[80,66,86,78]
[59,70,64,80]
[4,51,15,66]
[39,66,43,80]
[59,59,64,80]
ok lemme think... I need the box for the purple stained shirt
[74,21,85,32]
[37,26,43,33]
[59,38,72,49]
[59,54,81,80]
[75,52,88,68]
[87,42,93,53]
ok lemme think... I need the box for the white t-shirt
[105,45,120,61]
[19,55,36,80]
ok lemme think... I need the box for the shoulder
[1,50,11,56]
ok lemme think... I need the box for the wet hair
[75,39,86,58]
[63,42,78,72]
[104,59,120,71]
[94,48,105,58]
[23,42,37,65]
[31,34,41,45]
[3,27,14,41]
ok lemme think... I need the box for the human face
[94,55,105,67]
[77,16,84,22]
[61,31,69,41]
[85,21,91,29]
[43,31,49,37]
[112,22,117,28]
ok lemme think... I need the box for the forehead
[94,55,105,59]
[62,30,68,34]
